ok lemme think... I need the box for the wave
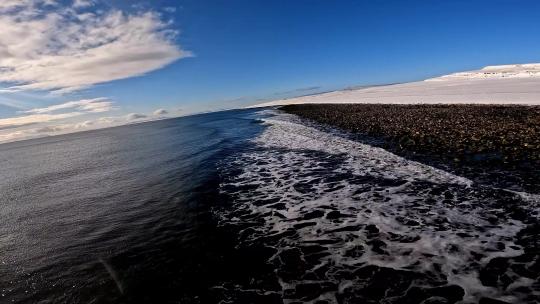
[215,110,539,304]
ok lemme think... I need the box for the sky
[1,0,540,143]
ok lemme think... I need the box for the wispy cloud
[0,112,143,143]
[126,113,147,120]
[273,86,322,96]
[0,112,83,129]
[22,98,114,114]
[0,97,113,130]
[0,118,96,142]
[163,6,177,13]
[153,108,168,115]
[0,0,190,93]
[0,0,57,12]
[72,0,94,8]
[0,108,181,143]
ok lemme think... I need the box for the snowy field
[251,64,540,107]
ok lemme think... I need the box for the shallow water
[216,110,540,303]
[1,109,538,303]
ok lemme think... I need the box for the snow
[428,63,540,81]
[250,63,540,108]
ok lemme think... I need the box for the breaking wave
[215,110,540,304]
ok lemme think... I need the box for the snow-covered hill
[251,63,540,107]
[427,63,540,81]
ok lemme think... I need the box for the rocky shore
[281,104,540,191]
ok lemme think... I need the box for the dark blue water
[0,109,268,303]
[1,108,538,304]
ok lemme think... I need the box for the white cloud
[75,120,94,128]
[0,0,57,12]
[23,97,114,114]
[0,107,187,143]
[97,116,118,124]
[0,0,190,93]
[0,112,82,129]
[0,118,97,142]
[126,113,147,120]
[163,6,177,13]
[35,124,70,133]
[0,0,28,11]
[73,0,94,8]
[153,108,168,115]
[0,96,113,130]
[0,113,116,142]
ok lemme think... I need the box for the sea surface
[0,109,538,304]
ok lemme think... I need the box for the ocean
[1,108,538,303]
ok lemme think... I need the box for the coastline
[281,104,540,192]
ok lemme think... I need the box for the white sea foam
[254,112,472,186]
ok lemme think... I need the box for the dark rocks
[281,104,540,191]
[282,104,540,165]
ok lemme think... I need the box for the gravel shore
[281,104,540,190]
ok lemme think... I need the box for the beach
[281,104,540,192]
[2,108,539,303]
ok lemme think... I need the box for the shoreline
[281,103,540,192]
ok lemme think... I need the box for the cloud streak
[0,97,113,130]
[126,113,147,120]
[0,112,82,129]
[0,112,139,143]
[153,108,168,115]
[22,97,114,114]
[0,0,190,93]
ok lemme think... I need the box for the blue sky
[1,0,540,142]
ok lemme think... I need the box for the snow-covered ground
[251,63,540,107]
